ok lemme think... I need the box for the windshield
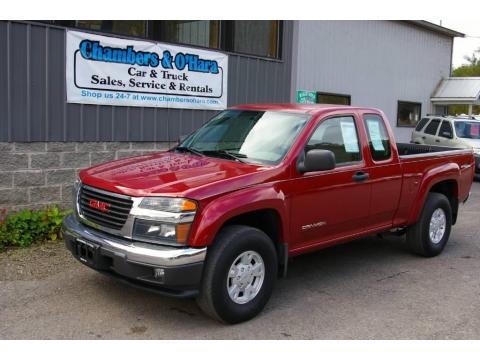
[454,121,480,140]
[178,110,310,165]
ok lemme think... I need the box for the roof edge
[406,21,465,38]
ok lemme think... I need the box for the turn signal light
[176,223,192,244]
[181,199,197,212]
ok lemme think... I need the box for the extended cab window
[363,114,391,161]
[306,116,361,165]
[424,119,441,135]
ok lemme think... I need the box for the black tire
[406,192,452,257]
[196,225,278,324]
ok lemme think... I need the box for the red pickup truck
[63,104,474,324]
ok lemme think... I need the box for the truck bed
[394,142,474,225]
[397,143,468,158]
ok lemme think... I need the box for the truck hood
[80,151,280,199]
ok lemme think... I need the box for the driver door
[289,114,371,251]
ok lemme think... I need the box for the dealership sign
[66,30,228,110]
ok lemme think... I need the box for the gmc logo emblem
[89,199,110,212]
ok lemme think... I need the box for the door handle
[435,139,440,142]
[352,171,369,182]
[422,136,426,140]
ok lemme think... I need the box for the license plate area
[74,238,99,267]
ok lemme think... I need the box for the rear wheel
[406,192,452,257]
[196,225,277,324]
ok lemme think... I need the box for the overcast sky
[429,20,480,69]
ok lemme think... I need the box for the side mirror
[297,149,336,174]
[178,134,188,144]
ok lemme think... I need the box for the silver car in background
[411,115,480,174]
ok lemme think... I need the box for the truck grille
[79,185,133,230]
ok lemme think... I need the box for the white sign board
[340,120,359,153]
[66,30,228,110]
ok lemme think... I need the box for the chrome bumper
[62,214,206,267]
[62,214,206,297]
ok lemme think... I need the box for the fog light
[153,268,165,282]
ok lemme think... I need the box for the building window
[35,20,282,59]
[317,92,351,105]
[397,101,422,127]
[152,21,220,48]
[65,20,148,38]
[225,21,280,58]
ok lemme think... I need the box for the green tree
[448,48,480,115]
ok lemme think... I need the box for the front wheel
[196,225,278,324]
[406,192,452,257]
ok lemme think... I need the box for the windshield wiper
[202,150,248,163]
[175,146,204,157]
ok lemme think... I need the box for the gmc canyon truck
[63,104,474,324]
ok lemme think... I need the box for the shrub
[0,206,72,251]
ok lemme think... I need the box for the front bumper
[62,214,206,297]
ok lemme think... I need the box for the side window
[363,114,392,161]
[439,121,453,139]
[415,117,430,132]
[424,119,441,136]
[306,116,361,166]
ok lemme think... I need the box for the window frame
[303,114,363,168]
[316,92,352,106]
[397,101,422,128]
[423,118,442,136]
[438,120,454,139]
[415,117,431,132]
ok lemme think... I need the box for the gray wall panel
[30,25,47,141]
[142,107,156,142]
[11,23,28,140]
[113,106,128,141]
[0,20,293,142]
[65,103,81,141]
[82,104,98,140]
[46,27,65,141]
[0,22,9,141]
[98,105,113,141]
[292,21,453,142]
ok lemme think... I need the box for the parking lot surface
[1,182,480,339]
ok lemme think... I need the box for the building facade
[0,20,462,210]
[291,20,460,142]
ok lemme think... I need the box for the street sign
[296,90,317,104]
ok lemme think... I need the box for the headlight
[138,197,197,212]
[132,197,197,246]
[132,219,192,245]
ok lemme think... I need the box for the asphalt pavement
[1,182,480,339]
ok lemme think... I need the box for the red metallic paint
[79,104,474,257]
